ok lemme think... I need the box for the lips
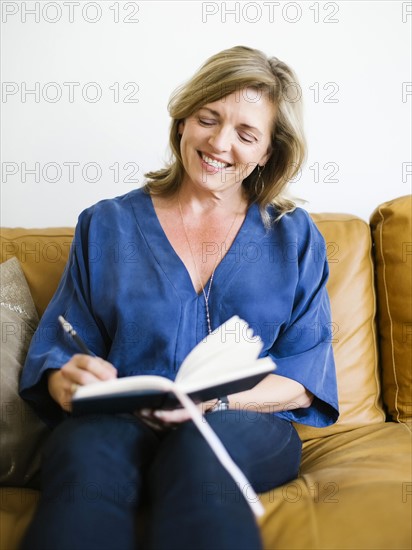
[199,151,232,170]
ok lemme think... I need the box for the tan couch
[1,195,411,550]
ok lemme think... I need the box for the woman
[20,46,339,550]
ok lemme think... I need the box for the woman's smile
[198,151,233,173]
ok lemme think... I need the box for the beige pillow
[370,195,412,426]
[0,257,49,487]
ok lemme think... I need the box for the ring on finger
[71,383,79,394]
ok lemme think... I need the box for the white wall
[1,0,411,227]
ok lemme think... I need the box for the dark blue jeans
[21,411,301,550]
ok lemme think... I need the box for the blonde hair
[144,45,306,221]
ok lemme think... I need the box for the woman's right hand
[48,354,117,412]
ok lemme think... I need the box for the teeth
[202,154,229,169]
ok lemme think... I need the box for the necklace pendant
[203,290,212,335]
[205,308,212,335]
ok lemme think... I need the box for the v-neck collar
[129,188,267,300]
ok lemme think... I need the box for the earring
[254,165,265,196]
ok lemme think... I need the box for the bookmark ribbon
[171,386,265,517]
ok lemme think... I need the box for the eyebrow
[198,107,263,137]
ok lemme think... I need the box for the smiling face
[178,88,276,198]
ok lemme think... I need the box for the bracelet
[208,395,230,413]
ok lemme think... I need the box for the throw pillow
[0,256,49,487]
[370,195,412,426]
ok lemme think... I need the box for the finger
[60,363,102,386]
[62,355,117,383]
[92,357,118,379]
[70,382,79,394]
[153,409,191,423]
[73,354,117,379]
[62,391,73,413]
[60,384,74,412]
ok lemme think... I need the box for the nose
[208,126,232,152]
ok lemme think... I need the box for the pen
[58,315,95,356]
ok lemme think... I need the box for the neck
[177,181,248,218]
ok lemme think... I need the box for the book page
[176,316,273,386]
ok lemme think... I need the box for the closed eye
[198,116,257,143]
[198,118,216,126]
[238,132,257,144]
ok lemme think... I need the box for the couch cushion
[0,228,74,317]
[295,214,386,441]
[370,195,412,426]
[0,488,39,550]
[0,258,50,487]
[259,422,412,549]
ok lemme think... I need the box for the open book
[71,316,276,517]
[72,316,275,415]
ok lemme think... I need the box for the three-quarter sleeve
[19,207,110,427]
[269,213,339,427]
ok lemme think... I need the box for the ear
[258,143,273,167]
[178,120,185,135]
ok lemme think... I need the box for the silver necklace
[178,196,240,335]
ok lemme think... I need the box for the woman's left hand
[135,399,218,431]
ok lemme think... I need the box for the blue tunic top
[20,188,339,428]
